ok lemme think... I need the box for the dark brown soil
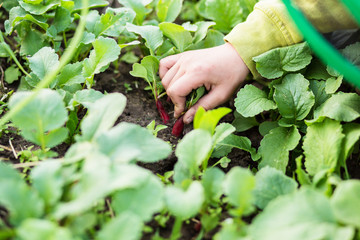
[94,63,254,175]
[1,61,359,240]
[94,63,256,240]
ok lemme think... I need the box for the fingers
[183,88,228,124]
[159,54,181,80]
[161,63,181,89]
[166,74,203,118]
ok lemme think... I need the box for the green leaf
[231,111,258,132]
[259,121,278,136]
[0,43,10,57]
[67,213,96,237]
[18,219,72,240]
[303,118,344,176]
[165,181,205,220]
[72,89,104,108]
[31,161,64,207]
[325,76,343,94]
[274,74,315,120]
[223,167,255,216]
[9,90,67,132]
[1,0,19,11]
[331,180,360,228]
[295,156,311,185]
[235,84,277,117]
[10,91,68,148]
[82,37,121,80]
[47,6,71,35]
[19,27,47,56]
[213,219,243,240]
[193,21,216,44]
[156,0,183,22]
[175,129,212,173]
[5,6,48,34]
[130,55,159,86]
[118,0,151,25]
[120,51,140,64]
[112,173,164,221]
[314,92,360,122]
[250,188,354,240]
[215,134,259,161]
[253,166,298,209]
[29,47,60,80]
[182,21,198,32]
[55,62,85,87]
[159,22,193,52]
[193,107,232,135]
[258,126,301,172]
[212,123,236,146]
[305,58,331,80]
[4,65,21,84]
[24,73,41,88]
[54,158,149,219]
[342,123,360,161]
[202,29,225,48]
[197,0,245,33]
[0,164,44,226]
[96,122,172,163]
[103,7,136,37]
[78,93,126,141]
[341,42,360,68]
[309,80,330,110]
[218,156,231,168]
[126,23,163,55]
[253,42,312,79]
[22,127,68,148]
[97,212,143,240]
[73,0,108,11]
[202,168,225,205]
[86,8,135,38]
[79,31,96,46]
[19,0,60,14]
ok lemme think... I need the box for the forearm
[225,0,358,79]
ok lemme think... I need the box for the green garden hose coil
[282,0,360,88]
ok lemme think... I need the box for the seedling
[147,120,168,137]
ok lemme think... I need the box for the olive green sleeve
[224,0,357,79]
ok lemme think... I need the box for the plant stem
[170,217,183,240]
[0,65,5,93]
[38,119,46,150]
[157,91,167,99]
[0,32,31,79]
[343,162,350,180]
[0,0,89,128]
[202,148,214,172]
[63,31,68,48]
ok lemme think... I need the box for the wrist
[223,42,250,75]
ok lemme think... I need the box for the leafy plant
[234,42,360,178]
[1,1,360,240]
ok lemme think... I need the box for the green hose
[282,0,360,88]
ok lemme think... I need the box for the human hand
[159,42,249,124]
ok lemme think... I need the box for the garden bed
[1,0,360,240]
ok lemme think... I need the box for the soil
[0,61,255,239]
[1,61,359,240]
[93,62,255,177]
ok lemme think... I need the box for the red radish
[194,221,202,232]
[156,100,170,124]
[172,115,184,137]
